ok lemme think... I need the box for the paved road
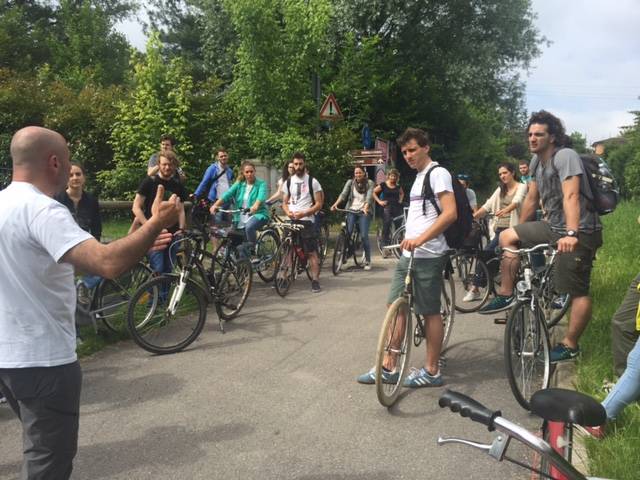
[1,252,540,479]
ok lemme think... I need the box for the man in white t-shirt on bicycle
[281,152,324,293]
[0,126,180,479]
[357,128,457,387]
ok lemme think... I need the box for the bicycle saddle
[530,388,606,427]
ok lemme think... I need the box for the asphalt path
[1,252,541,480]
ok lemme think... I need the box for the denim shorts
[513,221,602,297]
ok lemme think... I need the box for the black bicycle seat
[530,388,606,427]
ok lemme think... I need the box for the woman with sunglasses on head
[267,161,295,205]
[331,165,375,270]
[463,162,527,302]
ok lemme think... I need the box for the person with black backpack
[281,152,325,293]
[479,110,604,364]
[357,128,458,388]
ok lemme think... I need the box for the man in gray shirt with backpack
[480,110,603,363]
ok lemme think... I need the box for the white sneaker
[463,290,481,302]
[364,262,371,271]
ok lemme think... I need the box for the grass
[574,201,640,480]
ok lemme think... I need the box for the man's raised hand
[150,184,181,229]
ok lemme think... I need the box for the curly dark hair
[527,110,565,145]
[497,162,518,197]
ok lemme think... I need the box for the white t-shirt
[282,174,323,222]
[217,167,230,197]
[0,182,93,368]
[403,162,453,258]
[350,184,367,211]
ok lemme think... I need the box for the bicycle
[437,388,609,480]
[449,215,501,313]
[332,208,366,275]
[126,224,252,354]
[374,245,456,407]
[375,206,408,258]
[501,243,568,410]
[213,207,280,284]
[272,221,316,297]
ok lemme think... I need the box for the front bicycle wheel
[274,238,296,297]
[450,252,491,313]
[352,229,364,266]
[390,225,405,259]
[504,300,551,410]
[440,273,456,350]
[256,229,280,283]
[332,231,346,276]
[127,275,206,354]
[375,297,412,407]
[98,262,153,333]
[218,259,253,320]
[539,264,571,329]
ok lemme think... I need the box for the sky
[116,0,640,145]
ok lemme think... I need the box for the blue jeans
[148,235,181,275]
[346,212,371,263]
[602,336,640,420]
[243,216,268,245]
[82,275,102,290]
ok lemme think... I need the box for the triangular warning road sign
[319,93,343,120]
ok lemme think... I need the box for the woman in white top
[331,165,375,270]
[464,162,527,301]
[266,161,295,204]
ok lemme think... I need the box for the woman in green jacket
[211,160,269,248]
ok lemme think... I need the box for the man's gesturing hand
[150,185,181,229]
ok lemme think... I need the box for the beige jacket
[481,182,528,239]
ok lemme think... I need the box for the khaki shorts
[387,255,448,315]
[513,221,602,297]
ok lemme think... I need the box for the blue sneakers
[550,343,580,363]
[478,295,515,314]
[356,367,399,385]
[403,367,444,388]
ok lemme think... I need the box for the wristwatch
[566,230,577,238]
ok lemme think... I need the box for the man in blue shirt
[195,148,235,222]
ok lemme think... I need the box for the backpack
[577,154,619,215]
[285,175,316,206]
[541,150,619,216]
[422,165,473,249]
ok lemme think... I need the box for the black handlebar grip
[438,389,501,432]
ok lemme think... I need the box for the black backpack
[542,150,619,216]
[422,165,473,249]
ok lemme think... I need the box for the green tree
[569,131,588,154]
[101,33,195,198]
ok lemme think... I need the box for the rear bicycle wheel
[332,231,346,276]
[218,259,253,320]
[504,300,551,410]
[256,229,279,283]
[390,225,405,259]
[375,297,412,407]
[127,275,206,354]
[98,262,153,333]
[376,225,385,256]
[318,222,329,265]
[450,252,491,313]
[274,238,295,297]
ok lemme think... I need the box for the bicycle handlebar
[438,390,501,432]
[334,207,366,214]
[217,208,250,214]
[499,243,555,255]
